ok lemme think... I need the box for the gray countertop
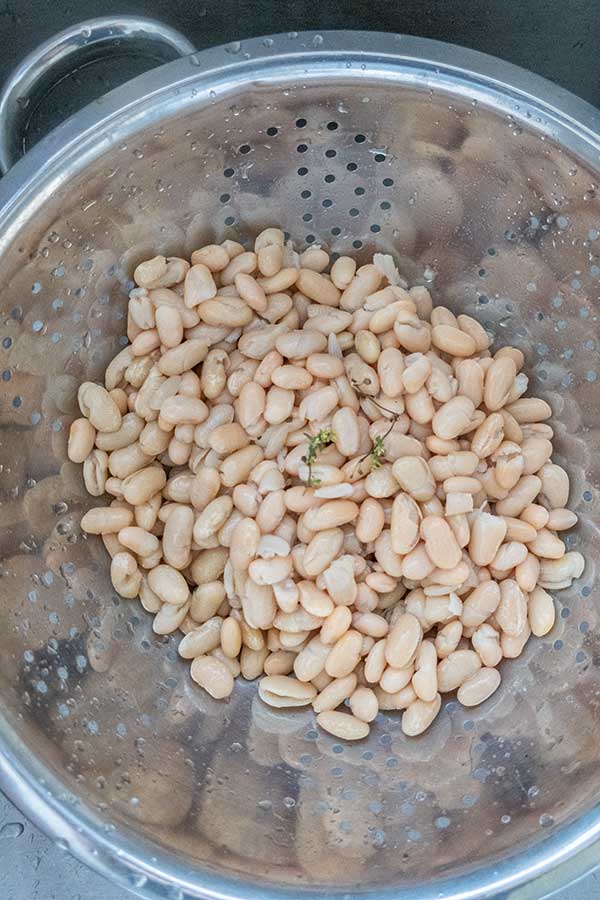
[1,1,600,898]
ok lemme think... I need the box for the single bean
[528,586,556,636]
[437,649,481,692]
[81,506,133,534]
[78,382,122,433]
[110,551,142,598]
[401,694,442,736]
[190,655,234,698]
[457,667,501,707]
[179,617,223,658]
[258,675,316,707]
[316,710,370,740]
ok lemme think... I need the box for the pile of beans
[70,228,584,741]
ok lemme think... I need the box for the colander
[0,16,599,900]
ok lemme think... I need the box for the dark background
[1,1,600,898]
[1,0,600,161]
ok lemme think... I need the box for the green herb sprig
[302,428,336,486]
[350,379,401,474]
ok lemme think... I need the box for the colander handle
[0,15,196,174]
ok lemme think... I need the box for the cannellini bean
[258,675,316,707]
[457,667,501,706]
[538,551,584,586]
[461,580,500,628]
[437,649,481,692]
[325,630,363,678]
[495,579,527,636]
[68,418,97,463]
[411,639,438,702]
[249,556,293,585]
[118,525,159,558]
[320,606,353,646]
[355,498,385,543]
[515,552,540,593]
[506,397,552,423]
[484,357,517,410]
[110,552,142,598]
[349,686,379,722]
[469,513,507,566]
[272,364,313,390]
[190,581,226,623]
[81,506,133,534]
[392,456,435,500]
[191,244,230,271]
[435,620,463,658]
[538,463,570,509]
[471,623,502,667]
[242,580,277,629]
[401,694,442,736]
[220,445,264,487]
[78,382,122,433]
[495,475,542,517]
[190,655,234,698]
[365,464,399,498]
[432,396,475,440]
[402,542,435,580]
[158,339,208,375]
[303,528,345,577]
[263,649,295,675]
[527,528,565,559]
[385,613,422,669]
[179,617,223,658]
[420,516,462,570]
[501,621,531,658]
[83,449,109,496]
[161,504,193,569]
[148,564,190,606]
[293,635,331,681]
[316,709,370,740]
[276,329,327,358]
[546,508,578,531]
[153,600,190,635]
[303,500,359,531]
[528,586,556,636]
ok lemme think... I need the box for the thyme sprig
[301,428,337,486]
[350,379,401,473]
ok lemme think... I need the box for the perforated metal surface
[0,31,599,900]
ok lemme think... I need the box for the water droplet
[262,37,274,47]
[81,27,91,38]
[0,822,24,838]
[312,34,324,47]
[539,814,554,828]
[225,41,241,55]
[16,96,30,110]
[287,31,299,39]
[128,873,148,888]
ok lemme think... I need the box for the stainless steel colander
[0,18,599,900]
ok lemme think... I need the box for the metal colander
[0,21,599,900]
